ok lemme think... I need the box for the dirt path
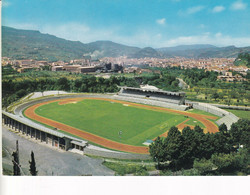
[24,97,219,154]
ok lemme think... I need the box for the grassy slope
[224,109,250,120]
[186,109,218,117]
[34,99,186,146]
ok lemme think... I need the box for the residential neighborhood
[2,56,249,82]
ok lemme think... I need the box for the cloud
[212,6,225,13]
[162,33,250,47]
[230,0,247,10]
[156,18,166,25]
[7,22,159,47]
[186,6,205,14]
[42,23,90,42]
[6,22,250,48]
[2,0,12,7]
[215,32,222,38]
[199,24,206,29]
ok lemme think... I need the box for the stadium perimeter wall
[3,93,240,159]
[211,104,250,111]
[84,148,151,160]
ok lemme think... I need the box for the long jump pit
[24,97,219,154]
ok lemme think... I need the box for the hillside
[2,26,141,61]
[130,47,161,58]
[234,53,250,67]
[86,41,140,58]
[2,26,94,62]
[157,44,217,52]
[2,26,250,61]
[158,45,250,58]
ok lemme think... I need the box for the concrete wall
[84,148,151,160]
[212,104,250,111]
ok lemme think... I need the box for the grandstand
[119,87,186,105]
[216,113,239,129]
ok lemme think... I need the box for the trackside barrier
[84,148,151,160]
[212,104,250,111]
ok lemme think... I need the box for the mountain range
[2,26,250,62]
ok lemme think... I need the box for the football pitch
[33,99,187,146]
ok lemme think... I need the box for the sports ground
[24,97,219,153]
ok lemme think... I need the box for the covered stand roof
[2,111,84,143]
[121,86,186,96]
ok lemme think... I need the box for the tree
[12,140,21,176]
[218,92,224,100]
[211,92,219,101]
[229,119,250,150]
[163,126,183,171]
[211,132,232,154]
[12,151,21,176]
[133,69,136,77]
[219,123,228,134]
[149,137,165,169]
[29,151,38,176]
[193,158,215,175]
[148,119,249,174]
[179,126,196,169]
[211,150,248,174]
[56,77,70,91]
[194,87,200,95]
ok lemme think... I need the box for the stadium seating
[114,95,188,111]
[119,87,185,106]
[192,102,239,129]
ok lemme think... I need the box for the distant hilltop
[2,26,250,62]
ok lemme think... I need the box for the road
[2,126,114,176]
[177,78,189,89]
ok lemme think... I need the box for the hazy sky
[2,0,250,48]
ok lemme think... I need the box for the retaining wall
[84,148,151,160]
[212,104,250,111]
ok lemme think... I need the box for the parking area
[2,126,114,176]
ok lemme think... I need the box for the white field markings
[126,115,186,144]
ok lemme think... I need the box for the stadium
[2,87,239,159]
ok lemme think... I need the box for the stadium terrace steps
[216,113,239,129]
[120,87,186,105]
[118,86,187,111]
[115,95,188,111]
[192,102,239,129]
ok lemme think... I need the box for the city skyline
[2,0,250,48]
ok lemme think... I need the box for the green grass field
[224,109,250,120]
[185,118,205,128]
[187,109,217,117]
[34,99,187,146]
